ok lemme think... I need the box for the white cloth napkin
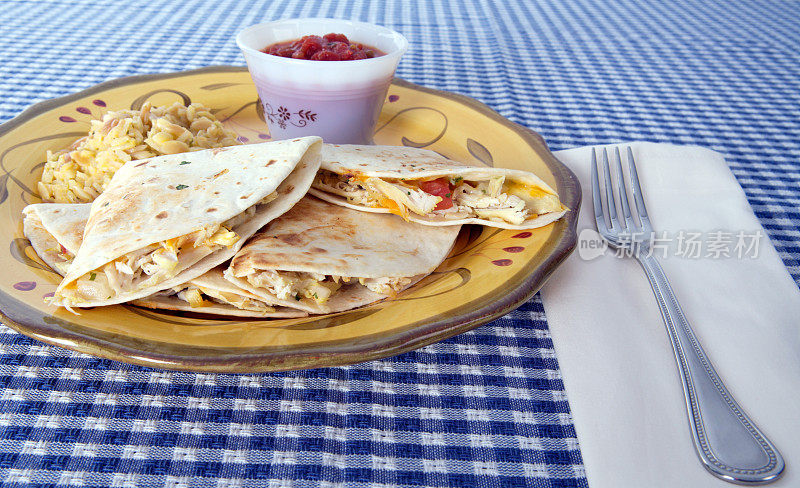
[543,142,800,488]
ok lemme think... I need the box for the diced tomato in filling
[434,196,453,211]
[419,177,454,210]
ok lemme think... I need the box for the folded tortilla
[224,195,461,314]
[22,203,305,318]
[309,144,568,229]
[22,203,88,276]
[49,137,322,310]
[133,267,306,318]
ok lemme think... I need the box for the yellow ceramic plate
[0,66,580,372]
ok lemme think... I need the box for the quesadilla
[22,203,88,275]
[309,144,568,229]
[22,203,306,318]
[224,196,461,314]
[134,267,306,318]
[49,137,322,310]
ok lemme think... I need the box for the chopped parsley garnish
[179,160,191,165]
[454,176,463,183]
[294,293,301,301]
[407,191,411,195]
[89,272,96,281]
[175,184,189,190]
[445,193,451,198]
[312,292,319,299]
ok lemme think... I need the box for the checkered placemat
[1,0,798,486]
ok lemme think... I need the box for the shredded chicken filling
[26,217,76,274]
[48,242,76,274]
[244,269,411,305]
[446,178,529,225]
[312,171,555,224]
[170,285,276,313]
[55,192,278,305]
[43,245,75,276]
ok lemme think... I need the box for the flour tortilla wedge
[22,203,90,276]
[22,203,305,318]
[50,137,322,309]
[224,195,461,314]
[133,268,307,318]
[309,144,568,229]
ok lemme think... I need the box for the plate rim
[0,65,581,372]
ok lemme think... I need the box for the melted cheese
[377,197,405,217]
[505,181,561,214]
[185,288,205,308]
[506,181,550,199]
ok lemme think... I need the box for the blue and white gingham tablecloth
[1,1,798,486]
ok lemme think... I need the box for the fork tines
[591,146,652,237]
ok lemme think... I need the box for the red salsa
[263,33,385,61]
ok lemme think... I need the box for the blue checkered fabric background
[1,0,798,486]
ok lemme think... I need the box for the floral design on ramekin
[13,281,36,291]
[264,103,317,129]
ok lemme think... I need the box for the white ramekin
[236,18,408,144]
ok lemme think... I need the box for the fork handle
[636,253,784,484]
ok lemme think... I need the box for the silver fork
[591,147,784,485]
